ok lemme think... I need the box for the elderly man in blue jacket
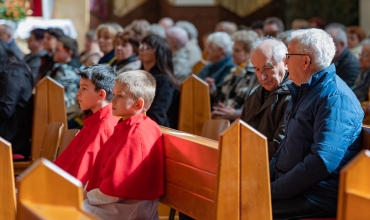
[270,28,364,219]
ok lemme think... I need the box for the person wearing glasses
[351,39,370,102]
[240,37,291,160]
[271,28,363,219]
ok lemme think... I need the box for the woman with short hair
[113,30,141,75]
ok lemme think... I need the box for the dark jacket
[0,41,33,157]
[98,50,116,65]
[198,55,235,87]
[241,75,291,159]
[24,50,47,83]
[351,69,370,102]
[146,66,179,129]
[8,40,24,60]
[270,64,363,215]
[334,47,360,87]
[38,53,55,83]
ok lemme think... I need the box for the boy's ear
[135,98,144,110]
[98,89,107,100]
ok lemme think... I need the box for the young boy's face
[112,82,139,120]
[77,78,102,113]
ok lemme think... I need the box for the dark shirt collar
[99,50,115,64]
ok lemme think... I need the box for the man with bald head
[326,27,360,86]
[240,37,291,159]
[0,24,23,60]
[271,28,363,219]
[158,17,174,30]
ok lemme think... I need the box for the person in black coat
[0,40,34,158]
[326,27,361,87]
[139,34,180,129]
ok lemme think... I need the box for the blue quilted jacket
[270,64,364,214]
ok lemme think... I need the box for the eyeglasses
[139,44,151,51]
[359,53,369,58]
[286,53,312,64]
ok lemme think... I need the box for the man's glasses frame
[285,53,312,64]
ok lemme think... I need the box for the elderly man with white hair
[326,26,360,87]
[166,26,191,82]
[198,32,235,89]
[176,20,202,68]
[0,24,23,60]
[270,28,363,219]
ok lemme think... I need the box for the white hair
[144,24,166,38]
[207,32,233,55]
[0,24,14,37]
[231,30,259,52]
[166,26,189,49]
[326,27,347,47]
[292,28,336,69]
[251,36,287,63]
[175,20,198,40]
[277,30,294,47]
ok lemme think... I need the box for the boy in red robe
[54,64,118,185]
[83,70,164,220]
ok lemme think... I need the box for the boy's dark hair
[78,64,116,101]
[30,28,46,41]
[46,28,65,39]
[58,36,78,58]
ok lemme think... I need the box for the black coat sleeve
[146,75,174,127]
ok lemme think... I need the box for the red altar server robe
[86,113,164,200]
[55,104,118,184]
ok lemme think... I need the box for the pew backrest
[337,149,370,220]
[41,122,64,162]
[31,77,67,162]
[57,129,80,157]
[178,74,211,136]
[17,158,97,220]
[362,125,370,150]
[160,126,218,219]
[160,120,271,220]
[0,137,16,220]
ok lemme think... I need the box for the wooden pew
[362,125,370,150]
[57,129,80,157]
[160,119,271,219]
[17,158,97,220]
[0,137,16,220]
[337,150,370,220]
[192,59,208,75]
[14,77,67,173]
[14,122,64,175]
[178,74,211,136]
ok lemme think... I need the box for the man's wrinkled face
[252,48,286,91]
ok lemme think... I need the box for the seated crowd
[1,16,369,219]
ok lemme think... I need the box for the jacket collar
[83,103,113,127]
[302,64,336,88]
[211,55,233,69]
[335,48,350,66]
[256,74,291,114]
[287,64,336,101]
[115,113,146,130]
